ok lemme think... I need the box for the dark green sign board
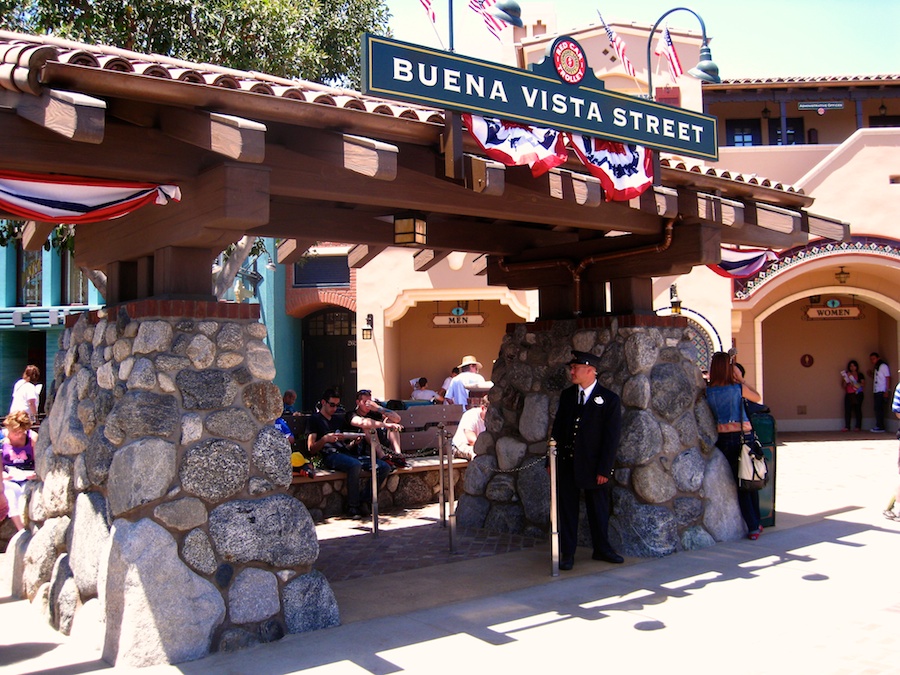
[361,34,718,160]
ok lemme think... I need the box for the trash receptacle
[749,412,776,527]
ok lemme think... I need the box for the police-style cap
[568,351,600,369]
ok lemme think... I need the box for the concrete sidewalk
[3,432,899,674]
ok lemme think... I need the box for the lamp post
[644,7,720,101]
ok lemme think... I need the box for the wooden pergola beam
[16,88,105,143]
[348,244,385,268]
[21,220,57,251]
[160,109,266,163]
[74,163,270,269]
[282,129,398,181]
[413,249,451,271]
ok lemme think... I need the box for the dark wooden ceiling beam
[257,202,580,255]
[486,223,722,289]
[265,143,664,235]
[0,113,205,181]
[74,163,270,268]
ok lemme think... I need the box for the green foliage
[0,220,75,253]
[0,0,391,87]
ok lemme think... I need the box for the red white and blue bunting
[462,114,569,178]
[463,114,654,200]
[0,171,181,223]
[568,135,654,201]
[708,247,778,278]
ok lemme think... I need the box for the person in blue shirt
[706,351,764,540]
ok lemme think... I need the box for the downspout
[498,219,676,316]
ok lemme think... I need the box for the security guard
[551,351,624,570]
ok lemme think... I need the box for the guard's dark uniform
[552,367,622,566]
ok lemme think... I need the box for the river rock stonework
[10,302,339,667]
[456,317,745,555]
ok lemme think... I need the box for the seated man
[350,390,407,468]
[445,355,493,408]
[451,395,488,459]
[410,377,439,402]
[306,388,385,519]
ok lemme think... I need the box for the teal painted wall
[257,238,302,398]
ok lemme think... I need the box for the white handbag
[738,442,768,490]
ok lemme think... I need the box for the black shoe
[592,550,624,564]
[559,559,574,571]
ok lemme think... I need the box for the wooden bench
[290,455,469,520]
[395,404,464,453]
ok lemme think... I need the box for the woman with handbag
[705,352,765,540]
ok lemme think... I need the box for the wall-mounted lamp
[835,266,850,285]
[265,254,277,272]
[362,313,374,340]
[669,284,682,315]
[879,101,887,116]
[393,213,427,246]
[761,104,771,119]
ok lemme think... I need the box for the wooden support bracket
[160,109,266,163]
[16,88,105,143]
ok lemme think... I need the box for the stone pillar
[456,315,746,556]
[15,300,338,667]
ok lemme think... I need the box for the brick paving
[313,504,543,583]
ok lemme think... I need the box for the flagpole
[595,10,646,97]
[449,0,455,51]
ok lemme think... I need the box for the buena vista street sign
[361,34,718,161]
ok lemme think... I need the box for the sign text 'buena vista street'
[361,34,718,160]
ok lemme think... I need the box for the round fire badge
[552,38,587,85]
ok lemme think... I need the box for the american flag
[597,13,636,77]
[468,0,507,42]
[654,25,684,79]
[419,0,436,24]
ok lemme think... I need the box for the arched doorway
[301,307,357,411]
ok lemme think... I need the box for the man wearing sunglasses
[307,389,374,519]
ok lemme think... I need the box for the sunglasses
[324,400,340,408]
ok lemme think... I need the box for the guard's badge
[593,395,604,405]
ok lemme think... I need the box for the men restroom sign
[433,314,485,327]
[361,34,718,160]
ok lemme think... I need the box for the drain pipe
[498,219,676,316]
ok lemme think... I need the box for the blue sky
[385,0,899,78]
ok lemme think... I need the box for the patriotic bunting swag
[462,114,568,177]
[0,171,181,223]
[708,247,778,278]
[568,135,654,201]
[463,115,653,199]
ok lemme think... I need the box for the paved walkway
[3,431,900,674]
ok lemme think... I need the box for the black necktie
[579,389,585,407]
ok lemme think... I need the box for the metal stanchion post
[445,426,456,553]
[437,423,446,528]
[367,429,379,538]
[548,438,559,577]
